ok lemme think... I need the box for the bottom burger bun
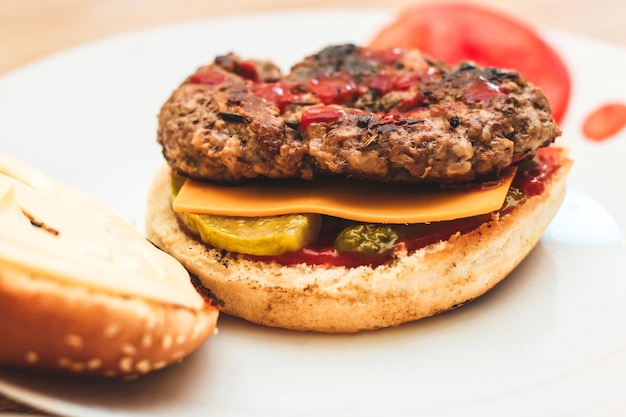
[146,152,571,333]
[0,153,220,378]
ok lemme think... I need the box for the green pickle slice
[335,224,400,256]
[171,173,321,256]
[182,212,321,256]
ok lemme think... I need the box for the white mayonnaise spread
[0,152,204,309]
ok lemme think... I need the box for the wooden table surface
[1,0,625,75]
[0,0,624,414]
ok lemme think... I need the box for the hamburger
[0,152,221,377]
[146,44,571,333]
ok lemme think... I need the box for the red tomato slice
[369,3,571,123]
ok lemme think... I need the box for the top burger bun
[0,152,220,378]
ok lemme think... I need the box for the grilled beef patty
[157,44,560,185]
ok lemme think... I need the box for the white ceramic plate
[1,9,625,417]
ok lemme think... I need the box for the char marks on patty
[157,44,560,185]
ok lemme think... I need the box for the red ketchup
[300,106,345,130]
[307,75,359,105]
[189,71,226,85]
[251,82,301,113]
[250,215,491,268]
[512,147,563,197]
[464,76,505,104]
[234,60,259,81]
[582,103,626,142]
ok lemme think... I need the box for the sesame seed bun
[146,153,571,333]
[0,260,219,378]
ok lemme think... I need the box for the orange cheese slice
[173,168,516,223]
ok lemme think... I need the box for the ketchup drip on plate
[582,103,626,142]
